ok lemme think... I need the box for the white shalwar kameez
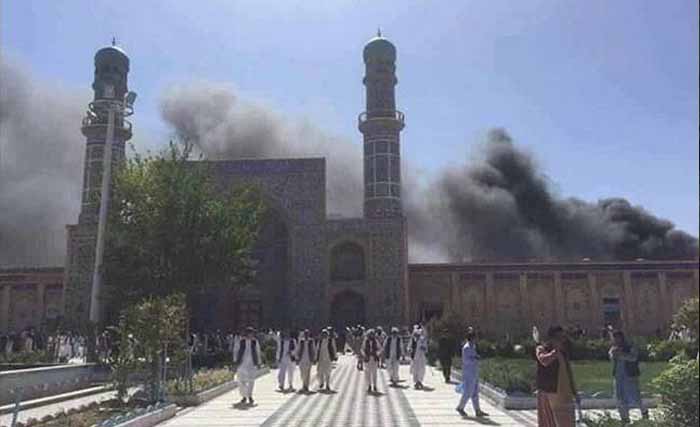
[236,338,260,399]
[457,341,481,412]
[316,338,334,387]
[411,335,428,385]
[276,337,296,389]
[385,336,402,383]
[295,339,316,390]
[362,337,382,390]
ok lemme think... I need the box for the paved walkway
[160,355,524,426]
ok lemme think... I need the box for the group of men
[230,326,340,405]
[228,322,489,419]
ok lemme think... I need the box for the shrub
[646,339,697,362]
[0,350,55,365]
[581,412,663,426]
[673,297,699,341]
[652,356,699,427]
[479,358,535,395]
[568,338,611,361]
[166,367,235,395]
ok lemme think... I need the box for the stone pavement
[160,355,526,426]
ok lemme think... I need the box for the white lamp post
[88,89,136,325]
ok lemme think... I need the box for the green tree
[103,141,264,323]
[109,293,188,403]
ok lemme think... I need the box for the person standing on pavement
[234,326,261,405]
[456,327,489,417]
[609,330,649,424]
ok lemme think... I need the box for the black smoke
[406,129,698,262]
[1,69,696,266]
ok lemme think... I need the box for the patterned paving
[159,355,528,426]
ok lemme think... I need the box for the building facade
[409,260,699,337]
[1,36,698,337]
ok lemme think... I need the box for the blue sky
[3,0,698,234]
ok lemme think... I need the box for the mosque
[0,35,697,337]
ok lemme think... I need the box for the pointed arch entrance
[330,290,366,329]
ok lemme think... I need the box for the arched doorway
[330,290,366,329]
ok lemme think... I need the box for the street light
[88,89,136,325]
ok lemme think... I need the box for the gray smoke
[406,129,699,262]
[2,69,696,267]
[0,59,87,266]
[160,82,363,217]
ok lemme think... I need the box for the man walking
[410,327,428,389]
[456,327,489,417]
[295,330,316,392]
[316,329,337,391]
[384,327,403,385]
[234,326,261,405]
[276,330,297,391]
[438,328,458,383]
[362,329,382,393]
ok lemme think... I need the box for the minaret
[359,30,405,219]
[79,42,132,224]
[64,42,133,326]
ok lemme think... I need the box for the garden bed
[450,358,663,410]
[475,358,666,398]
[166,366,269,407]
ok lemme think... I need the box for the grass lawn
[466,358,667,397]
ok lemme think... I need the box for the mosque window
[389,142,399,154]
[390,184,400,197]
[330,242,365,282]
[365,158,374,183]
[376,156,388,181]
[376,141,388,153]
[364,142,373,156]
[390,157,400,182]
[366,184,374,197]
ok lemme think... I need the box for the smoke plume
[161,84,697,263]
[160,82,363,217]
[1,71,696,266]
[406,129,699,262]
[0,59,86,266]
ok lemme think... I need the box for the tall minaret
[79,42,132,224]
[64,42,133,326]
[359,30,405,219]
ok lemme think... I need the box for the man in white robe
[384,327,403,385]
[316,329,337,391]
[295,330,316,392]
[234,327,261,405]
[456,328,488,417]
[362,329,382,393]
[410,328,428,389]
[276,330,296,391]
